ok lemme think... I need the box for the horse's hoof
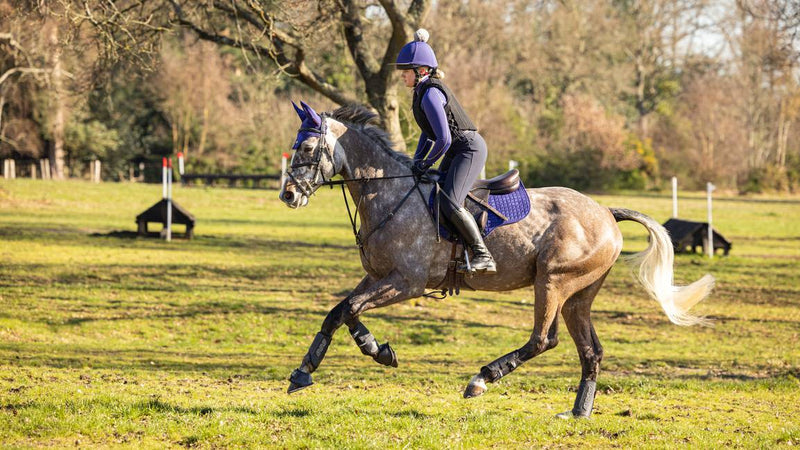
[374,342,398,368]
[463,375,487,398]
[287,369,313,394]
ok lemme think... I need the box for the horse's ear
[300,101,322,127]
[292,101,307,121]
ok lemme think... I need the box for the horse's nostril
[283,191,295,202]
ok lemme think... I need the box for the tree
[67,0,433,148]
[0,3,51,162]
[1,2,85,179]
[726,0,800,190]
[614,0,714,137]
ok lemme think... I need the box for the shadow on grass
[0,223,356,253]
[274,408,312,418]
[136,398,259,416]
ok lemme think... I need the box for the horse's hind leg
[463,278,562,398]
[556,273,608,419]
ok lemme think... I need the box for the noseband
[287,115,335,198]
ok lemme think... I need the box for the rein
[322,174,434,249]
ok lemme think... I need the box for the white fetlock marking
[555,410,590,420]
[468,375,487,392]
[555,411,574,420]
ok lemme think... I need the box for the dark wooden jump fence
[180,173,280,188]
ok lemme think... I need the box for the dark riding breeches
[438,131,488,219]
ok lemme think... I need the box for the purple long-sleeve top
[413,81,452,168]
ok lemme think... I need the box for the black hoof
[287,369,313,394]
[374,342,398,367]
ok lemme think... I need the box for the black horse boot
[448,207,496,274]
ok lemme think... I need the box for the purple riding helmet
[394,29,438,70]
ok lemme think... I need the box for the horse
[279,101,714,418]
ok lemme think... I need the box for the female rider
[395,29,496,274]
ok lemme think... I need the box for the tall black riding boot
[448,207,496,274]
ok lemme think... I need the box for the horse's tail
[610,208,715,326]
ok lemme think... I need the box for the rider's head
[395,29,440,87]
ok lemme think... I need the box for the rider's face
[400,69,416,88]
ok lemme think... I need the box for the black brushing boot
[448,207,496,274]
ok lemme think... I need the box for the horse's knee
[520,335,558,360]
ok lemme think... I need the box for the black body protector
[412,78,476,143]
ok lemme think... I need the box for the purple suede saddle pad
[428,180,531,242]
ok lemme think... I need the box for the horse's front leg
[288,270,421,393]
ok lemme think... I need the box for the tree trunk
[367,83,404,151]
[49,24,66,180]
[0,92,5,135]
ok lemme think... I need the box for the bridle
[286,115,336,198]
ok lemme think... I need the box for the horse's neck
[337,126,419,227]
[338,128,406,180]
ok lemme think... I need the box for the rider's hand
[411,161,428,179]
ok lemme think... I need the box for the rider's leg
[439,132,495,273]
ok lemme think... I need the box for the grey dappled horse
[279,102,714,418]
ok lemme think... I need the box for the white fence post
[40,159,51,180]
[4,160,16,179]
[91,160,101,183]
[166,158,173,242]
[671,176,678,218]
[177,152,185,175]
[707,182,715,258]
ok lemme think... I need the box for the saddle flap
[472,169,520,195]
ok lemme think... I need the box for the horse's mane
[330,104,411,165]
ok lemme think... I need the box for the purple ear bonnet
[395,29,438,69]
[292,101,324,149]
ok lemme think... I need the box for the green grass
[1,179,799,448]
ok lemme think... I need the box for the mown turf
[1,179,798,448]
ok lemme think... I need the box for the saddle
[428,169,529,241]
[472,169,520,195]
[427,169,531,296]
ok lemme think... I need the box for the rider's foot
[470,253,497,273]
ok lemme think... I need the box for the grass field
[1,179,799,448]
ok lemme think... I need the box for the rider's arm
[419,87,451,168]
[413,132,433,163]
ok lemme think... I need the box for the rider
[395,29,496,274]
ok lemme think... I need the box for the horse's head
[280,101,340,208]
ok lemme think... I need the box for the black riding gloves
[411,161,429,178]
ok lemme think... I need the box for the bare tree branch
[167,0,358,106]
[0,67,52,86]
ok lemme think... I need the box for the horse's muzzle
[280,186,308,208]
